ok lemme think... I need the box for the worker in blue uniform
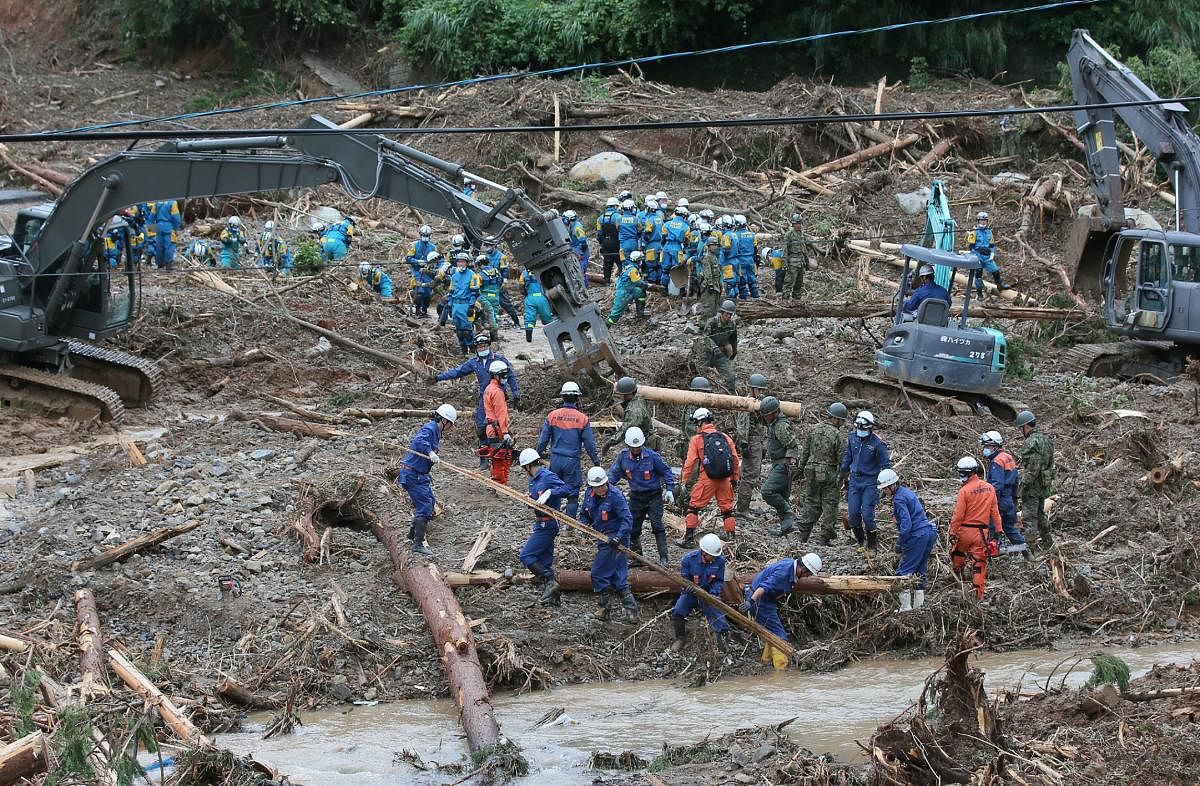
[521,267,553,342]
[218,216,248,269]
[434,333,518,456]
[902,264,951,316]
[741,553,822,670]
[979,430,1029,558]
[878,469,936,612]
[320,216,357,262]
[562,210,590,282]
[406,225,438,277]
[102,220,126,268]
[396,404,458,557]
[606,426,674,566]
[152,199,182,269]
[485,240,522,327]
[660,206,690,293]
[536,381,601,519]
[256,222,293,271]
[669,533,729,653]
[518,448,574,606]
[838,410,891,552]
[616,198,641,264]
[731,215,759,299]
[410,252,437,316]
[595,196,621,283]
[606,251,647,325]
[446,252,482,353]
[359,262,394,298]
[582,466,638,621]
[966,211,1007,296]
[641,195,665,285]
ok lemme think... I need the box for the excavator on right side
[1063,29,1200,381]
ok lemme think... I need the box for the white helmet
[451,233,465,246]
[419,225,432,237]
[264,220,275,231]
[720,214,733,227]
[801,553,822,575]
[918,264,934,277]
[977,211,989,221]
[624,426,645,448]
[645,195,657,208]
[877,468,899,490]
[854,410,876,428]
[979,430,1003,447]
[606,196,619,207]
[733,214,747,226]
[488,360,508,375]
[629,250,644,262]
[956,455,980,481]
[621,199,636,210]
[586,466,608,487]
[475,254,488,265]
[560,381,581,396]
[655,191,668,201]
[518,448,541,467]
[691,407,712,422]
[436,404,458,423]
[674,206,688,216]
[358,262,371,277]
[698,220,711,232]
[562,210,578,221]
[699,533,724,557]
[426,250,442,263]
[677,198,689,208]
[227,216,241,226]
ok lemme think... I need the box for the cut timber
[737,300,1086,323]
[216,676,283,709]
[910,136,957,173]
[445,570,908,596]
[108,649,211,746]
[1124,686,1200,702]
[229,410,346,439]
[846,239,1029,304]
[0,732,46,785]
[461,528,494,574]
[801,133,921,178]
[71,520,202,571]
[634,384,802,418]
[74,589,109,699]
[0,633,29,653]
[340,407,438,420]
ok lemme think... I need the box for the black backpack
[598,212,620,252]
[701,431,734,479]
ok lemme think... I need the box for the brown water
[219,641,1200,785]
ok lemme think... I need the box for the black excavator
[0,116,624,421]
[1063,29,1200,382]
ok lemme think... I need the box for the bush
[292,240,324,276]
[909,56,931,90]
[1088,653,1131,693]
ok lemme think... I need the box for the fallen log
[182,347,276,370]
[0,145,63,196]
[340,407,437,420]
[0,732,47,785]
[108,650,211,746]
[71,520,202,572]
[74,589,108,699]
[600,134,765,196]
[801,133,921,178]
[1124,685,1200,702]
[737,300,1088,323]
[846,239,1030,304]
[228,410,346,439]
[446,570,908,598]
[259,394,350,425]
[910,136,957,173]
[0,633,30,653]
[633,383,803,418]
[216,675,283,709]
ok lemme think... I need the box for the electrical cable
[3,94,1195,144]
[49,0,1106,135]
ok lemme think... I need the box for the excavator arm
[7,115,620,377]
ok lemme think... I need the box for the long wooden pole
[425,454,800,661]
[445,569,909,596]
[0,732,46,785]
[633,384,803,418]
[108,650,210,746]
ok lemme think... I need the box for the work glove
[606,536,620,548]
[535,490,552,505]
[683,584,698,595]
[428,451,440,465]
[663,489,675,506]
[502,434,514,448]
[738,599,754,613]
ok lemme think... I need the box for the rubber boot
[715,630,730,653]
[760,644,771,664]
[592,592,611,620]
[539,576,561,606]
[631,537,643,556]
[992,271,1009,290]
[769,646,789,671]
[654,532,670,567]
[635,299,646,319]
[896,590,912,613]
[668,615,686,653]
[866,529,878,554]
[619,588,639,621]
[525,328,533,343]
[411,517,432,557]
[769,513,796,537]
[675,530,696,549]
[851,524,866,547]
[912,590,926,610]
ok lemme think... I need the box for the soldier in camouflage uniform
[734,373,770,513]
[691,300,738,393]
[696,234,723,319]
[758,397,803,534]
[780,213,808,300]
[604,376,659,453]
[790,402,848,544]
[1015,410,1055,549]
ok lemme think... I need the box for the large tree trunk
[633,383,804,418]
[0,732,46,785]
[74,589,108,699]
[71,520,202,572]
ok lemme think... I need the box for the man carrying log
[669,533,729,654]
[877,468,936,612]
[397,405,458,557]
[607,426,675,566]
[434,334,519,463]
[603,376,659,454]
[518,449,575,606]
[582,466,638,621]
[482,361,514,484]
[741,553,822,670]
[677,408,740,548]
[536,382,602,519]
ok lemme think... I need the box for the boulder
[567,152,633,185]
[895,187,931,216]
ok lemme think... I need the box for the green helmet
[615,376,637,395]
[720,300,737,314]
[759,396,781,416]
[826,402,848,419]
[1014,410,1037,428]
[689,376,713,392]
[748,373,768,390]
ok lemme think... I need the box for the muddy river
[218,640,1200,784]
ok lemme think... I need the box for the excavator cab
[1103,230,1200,340]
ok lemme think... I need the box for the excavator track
[0,364,125,422]
[1058,341,1185,382]
[66,341,163,407]
[834,374,1026,423]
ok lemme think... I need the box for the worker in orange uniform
[949,455,1001,600]
[482,360,515,484]
[675,408,740,548]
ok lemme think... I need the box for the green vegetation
[1087,652,1132,693]
[908,56,931,89]
[292,240,324,276]
[10,670,41,735]
[1003,334,1037,381]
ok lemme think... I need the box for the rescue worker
[1015,410,1055,549]
[734,373,770,513]
[692,300,738,393]
[320,216,357,262]
[595,196,621,283]
[669,533,728,654]
[966,211,1007,296]
[473,254,500,342]
[675,376,712,461]
[256,221,293,272]
[758,396,802,535]
[695,234,723,319]
[406,225,438,277]
[616,199,641,263]
[447,251,482,353]
[102,219,126,268]
[903,264,951,316]
[950,456,1001,601]
[482,360,515,484]
[358,262,394,298]
[603,376,659,454]
[434,334,518,458]
[218,216,247,269]
[462,178,476,198]
[562,210,589,280]
[731,215,759,299]
[447,233,469,261]
[878,468,936,612]
[780,212,808,300]
[677,408,740,547]
[484,240,521,327]
[661,206,691,293]
[740,553,822,670]
[794,403,848,545]
[765,246,785,294]
[411,251,438,316]
[152,199,182,269]
[606,250,647,325]
[519,448,574,606]
[641,195,665,285]
[719,218,739,299]
[838,410,890,551]
[536,381,601,519]
[121,207,146,265]
[397,404,458,557]
[980,430,1029,557]
[521,265,553,341]
[607,426,674,566]
[582,466,637,621]
[433,257,454,325]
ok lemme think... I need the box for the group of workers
[101,200,183,269]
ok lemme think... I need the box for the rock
[363,687,378,701]
[209,461,229,478]
[895,187,931,215]
[244,560,264,574]
[329,681,353,702]
[250,450,276,461]
[184,495,205,507]
[990,171,1030,186]
[734,774,757,784]
[306,337,333,357]
[751,743,776,763]
[567,151,633,185]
